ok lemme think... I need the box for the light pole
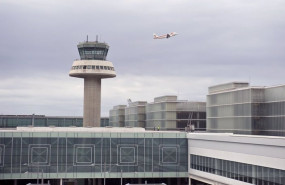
[115,164,123,185]
[103,160,109,185]
[120,169,122,185]
[35,162,44,185]
[37,163,39,185]
[41,169,43,185]
[134,172,138,184]
[24,163,44,185]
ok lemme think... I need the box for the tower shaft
[84,77,101,127]
[70,40,115,127]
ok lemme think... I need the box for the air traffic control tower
[69,39,116,127]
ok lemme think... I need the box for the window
[96,66,99,70]
[84,50,93,55]
[100,66,103,70]
[95,50,104,55]
[104,66,107,70]
[190,154,285,185]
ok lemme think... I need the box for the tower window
[104,66,107,70]
[95,50,104,55]
[84,51,93,54]
[92,66,95,69]
[100,66,103,70]
[96,66,99,70]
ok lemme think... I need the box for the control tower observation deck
[69,40,116,127]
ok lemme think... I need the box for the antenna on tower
[87,35,88,42]
[96,35,98,42]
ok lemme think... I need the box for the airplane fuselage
[153,32,178,39]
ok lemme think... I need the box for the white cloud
[98,74,215,116]
[0,0,285,117]
[0,73,214,116]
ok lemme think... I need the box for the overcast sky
[0,0,284,116]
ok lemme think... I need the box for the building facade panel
[146,96,206,130]
[109,105,126,127]
[125,102,147,128]
[0,115,110,128]
[188,133,285,185]
[207,82,285,136]
[190,154,285,185]
[0,130,188,180]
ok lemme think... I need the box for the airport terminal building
[1,82,285,185]
[109,96,206,131]
[0,127,285,185]
[188,133,285,185]
[0,115,110,128]
[0,127,188,185]
[207,82,285,136]
[0,35,284,185]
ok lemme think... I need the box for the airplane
[153,32,178,39]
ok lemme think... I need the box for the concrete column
[84,77,101,127]
[88,179,92,185]
[252,166,256,184]
[97,179,102,185]
[177,178,181,185]
[60,179,63,185]
[168,178,171,185]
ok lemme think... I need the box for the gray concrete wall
[84,77,101,127]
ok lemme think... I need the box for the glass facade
[71,65,114,71]
[109,96,206,130]
[207,88,253,134]
[0,115,109,128]
[125,102,147,128]
[190,154,285,185]
[0,131,188,180]
[146,96,206,130]
[207,83,285,136]
[253,86,285,136]
[176,112,206,130]
[77,42,109,61]
[146,101,178,129]
[109,105,126,127]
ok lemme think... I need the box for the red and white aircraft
[153,32,178,39]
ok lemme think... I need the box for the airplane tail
[153,33,158,39]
